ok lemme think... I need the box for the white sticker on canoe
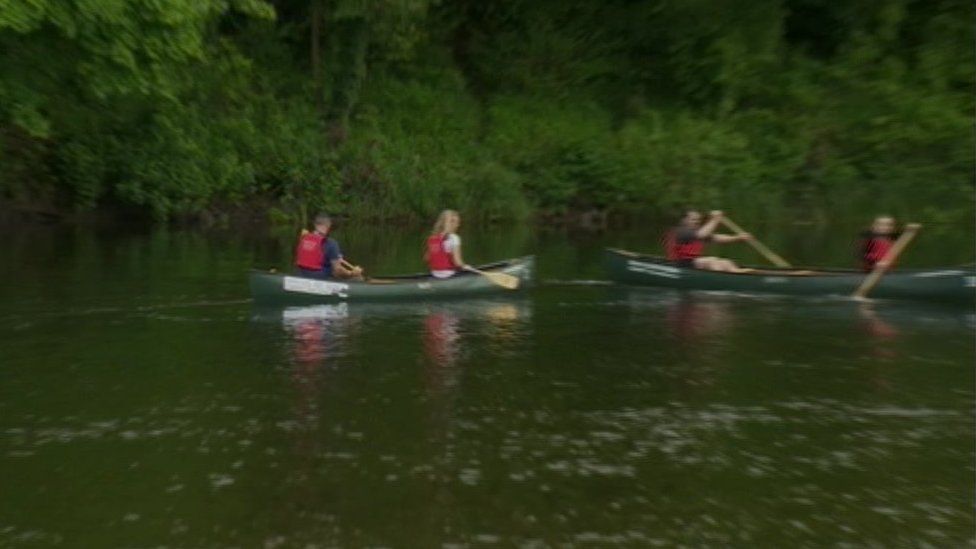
[626,260,680,279]
[966,276,976,288]
[282,276,350,298]
[763,277,787,284]
[417,282,433,290]
[913,270,966,278]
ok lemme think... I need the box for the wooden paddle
[852,223,921,300]
[464,266,520,290]
[720,216,792,268]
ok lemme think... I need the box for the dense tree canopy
[0,0,971,222]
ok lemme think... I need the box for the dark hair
[314,213,332,225]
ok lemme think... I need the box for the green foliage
[614,112,767,212]
[340,71,530,220]
[0,0,971,223]
[486,97,617,210]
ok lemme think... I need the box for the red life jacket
[663,231,677,260]
[863,235,894,271]
[295,231,326,270]
[426,234,457,271]
[665,229,705,261]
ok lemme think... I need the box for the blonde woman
[425,209,471,278]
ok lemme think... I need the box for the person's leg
[707,258,730,272]
[692,257,719,270]
[693,257,753,273]
[716,259,754,274]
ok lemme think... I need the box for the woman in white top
[424,210,471,278]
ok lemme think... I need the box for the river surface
[0,221,973,547]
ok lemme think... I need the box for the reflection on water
[857,304,899,340]
[256,299,537,546]
[857,303,901,389]
[423,310,461,370]
[281,304,354,427]
[281,303,353,366]
[665,297,733,342]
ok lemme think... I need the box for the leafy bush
[0,0,970,224]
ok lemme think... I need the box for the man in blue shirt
[295,213,364,280]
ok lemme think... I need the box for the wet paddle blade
[482,271,520,290]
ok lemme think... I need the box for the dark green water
[1,222,973,547]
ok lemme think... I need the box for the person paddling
[666,210,754,273]
[425,209,471,278]
[858,216,901,272]
[295,213,363,280]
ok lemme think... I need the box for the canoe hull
[251,256,534,303]
[604,249,975,304]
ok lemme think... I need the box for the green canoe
[605,248,975,305]
[250,256,534,303]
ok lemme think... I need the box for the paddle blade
[483,271,520,290]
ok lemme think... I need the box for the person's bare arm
[696,211,724,239]
[451,243,470,270]
[713,233,751,244]
[331,258,361,278]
